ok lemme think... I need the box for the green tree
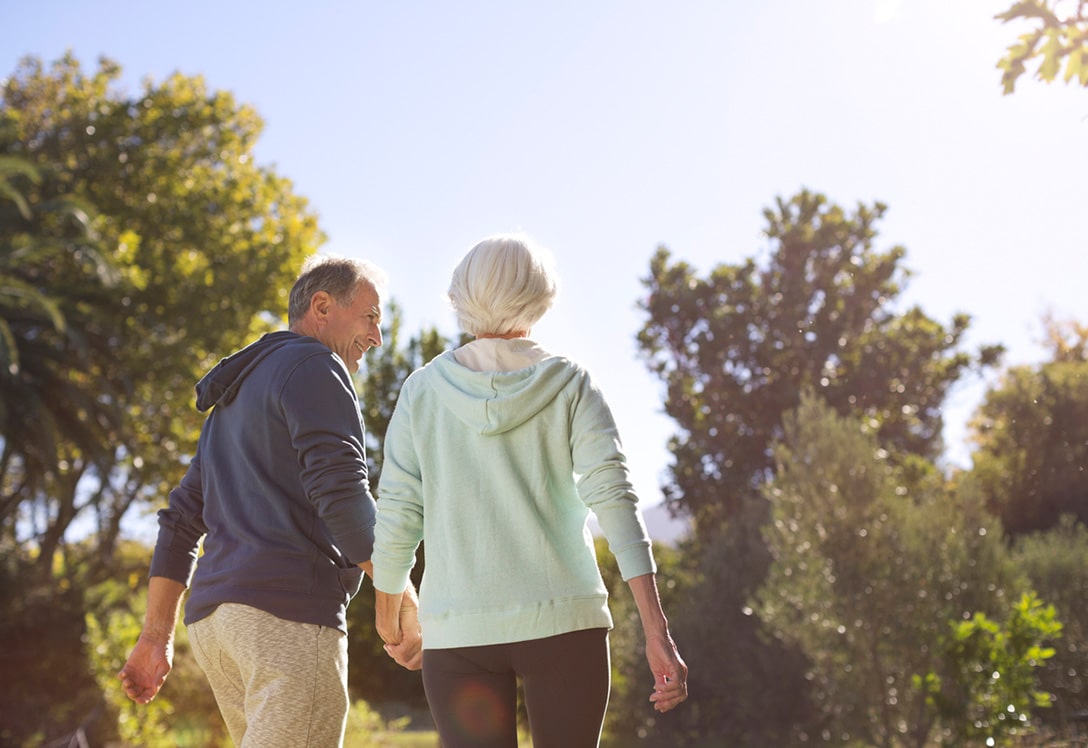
[996,0,1088,93]
[0,156,123,550]
[1010,515,1088,729]
[0,159,130,746]
[916,593,1060,747]
[969,317,1088,536]
[636,189,1002,744]
[0,53,323,576]
[0,52,323,744]
[757,393,1027,747]
[637,188,1001,534]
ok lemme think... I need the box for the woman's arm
[627,573,688,712]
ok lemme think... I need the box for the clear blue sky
[4,1,1085,509]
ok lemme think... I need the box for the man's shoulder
[274,338,354,389]
[263,333,336,366]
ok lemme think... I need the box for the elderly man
[120,255,420,747]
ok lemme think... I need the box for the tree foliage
[916,593,1060,747]
[0,53,323,575]
[969,317,1088,536]
[996,0,1088,93]
[634,189,1003,745]
[757,393,1028,747]
[0,155,123,561]
[637,189,1001,533]
[1012,516,1088,726]
[0,550,103,746]
[0,51,326,744]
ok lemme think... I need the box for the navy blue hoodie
[150,331,377,632]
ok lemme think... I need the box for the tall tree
[996,0,1088,93]
[0,53,323,575]
[0,155,123,564]
[637,189,1001,533]
[969,316,1088,536]
[635,190,1002,744]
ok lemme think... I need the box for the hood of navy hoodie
[195,331,302,412]
[424,350,582,435]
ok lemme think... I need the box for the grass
[342,700,536,747]
[343,700,441,747]
[344,730,440,747]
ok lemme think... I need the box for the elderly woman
[372,233,687,748]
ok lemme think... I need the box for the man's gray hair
[288,255,388,327]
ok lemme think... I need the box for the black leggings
[422,628,611,748]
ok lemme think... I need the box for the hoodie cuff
[613,540,657,582]
[371,554,414,596]
[149,544,198,587]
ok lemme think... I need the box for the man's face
[317,281,383,373]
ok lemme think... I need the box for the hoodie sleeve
[282,352,377,565]
[372,378,424,595]
[570,372,656,581]
[149,448,208,585]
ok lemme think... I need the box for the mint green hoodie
[372,339,656,649]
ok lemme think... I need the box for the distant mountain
[642,503,692,546]
[589,502,692,547]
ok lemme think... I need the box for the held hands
[385,604,422,671]
[645,632,689,713]
[118,634,174,704]
[375,587,422,671]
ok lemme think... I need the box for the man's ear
[310,290,332,320]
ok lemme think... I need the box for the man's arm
[118,576,187,704]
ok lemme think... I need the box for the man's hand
[384,632,422,670]
[119,576,185,705]
[118,635,173,704]
[374,588,402,645]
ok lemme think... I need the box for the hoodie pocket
[339,565,364,599]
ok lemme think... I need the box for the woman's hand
[645,633,688,713]
[376,586,423,670]
[375,589,403,645]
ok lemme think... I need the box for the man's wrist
[138,625,175,646]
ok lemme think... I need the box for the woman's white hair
[448,233,559,337]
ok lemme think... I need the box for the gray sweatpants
[188,603,349,747]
